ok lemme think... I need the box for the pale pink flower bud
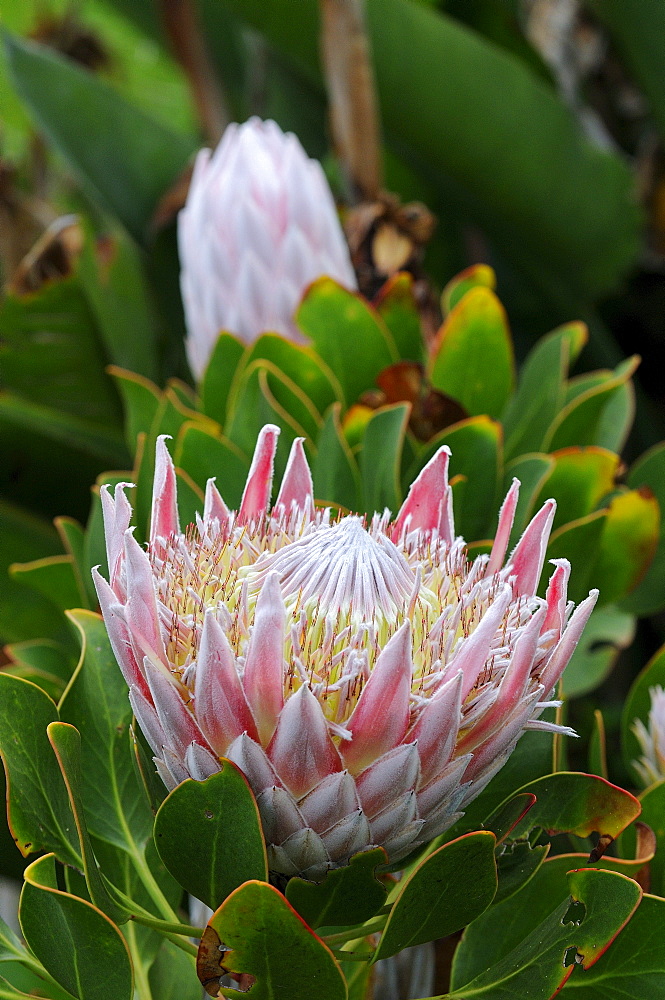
[178,117,357,380]
[95,426,597,881]
[632,686,665,786]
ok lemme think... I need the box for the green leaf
[286,848,387,930]
[544,356,640,452]
[634,783,665,898]
[450,867,642,997]
[621,643,665,782]
[59,611,154,854]
[374,832,497,961]
[46,722,126,924]
[10,557,82,616]
[154,764,268,911]
[533,447,620,533]
[592,488,660,606]
[375,272,425,361]
[483,793,537,844]
[563,892,665,999]
[429,287,515,419]
[55,517,95,611]
[441,264,496,316]
[78,229,159,381]
[545,510,607,604]
[503,322,587,460]
[0,675,79,867]
[360,403,410,514]
[4,641,74,701]
[502,453,555,548]
[312,404,361,511]
[242,334,342,416]
[493,841,549,906]
[149,941,200,1000]
[110,368,162,455]
[175,425,249,511]
[563,605,636,699]
[623,442,665,615]
[20,854,133,1000]
[414,416,501,541]
[296,278,398,407]
[509,772,641,844]
[200,334,247,426]
[4,33,195,243]
[200,881,346,999]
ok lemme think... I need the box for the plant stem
[323,914,387,947]
[129,913,204,938]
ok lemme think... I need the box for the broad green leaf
[503,322,587,460]
[634,783,665,898]
[450,866,641,996]
[3,640,74,702]
[414,416,501,541]
[544,356,640,451]
[175,424,249,511]
[78,229,159,380]
[225,361,309,482]
[502,453,554,548]
[533,447,620,532]
[110,367,162,454]
[296,278,398,407]
[149,941,199,1000]
[222,0,640,294]
[429,287,514,419]
[493,841,549,906]
[594,378,635,454]
[59,611,153,854]
[545,510,607,604]
[621,643,665,781]
[360,403,410,514]
[55,517,94,610]
[200,334,248,427]
[200,881,346,999]
[374,832,497,961]
[242,334,342,415]
[623,442,665,615]
[510,772,640,844]
[46,723,126,924]
[0,392,127,467]
[0,500,66,645]
[483,793,537,844]
[592,488,660,606]
[563,605,636,699]
[286,848,387,930]
[10,557,82,616]
[441,264,496,316]
[20,854,133,1000]
[563,893,665,999]
[312,403,361,511]
[375,272,425,361]
[0,675,79,867]
[4,33,195,243]
[154,764,268,912]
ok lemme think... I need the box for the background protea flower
[94,425,597,881]
[632,686,665,786]
[178,117,357,380]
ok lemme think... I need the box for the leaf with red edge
[198,881,346,999]
[509,773,641,856]
[450,867,642,998]
[374,271,425,362]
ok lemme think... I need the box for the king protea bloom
[94,426,597,880]
[178,117,357,380]
[632,686,665,786]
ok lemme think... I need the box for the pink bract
[94,425,597,880]
[178,117,357,380]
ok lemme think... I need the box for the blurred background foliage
[1,0,665,857]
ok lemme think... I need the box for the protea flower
[632,686,665,786]
[94,425,597,881]
[178,117,357,380]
